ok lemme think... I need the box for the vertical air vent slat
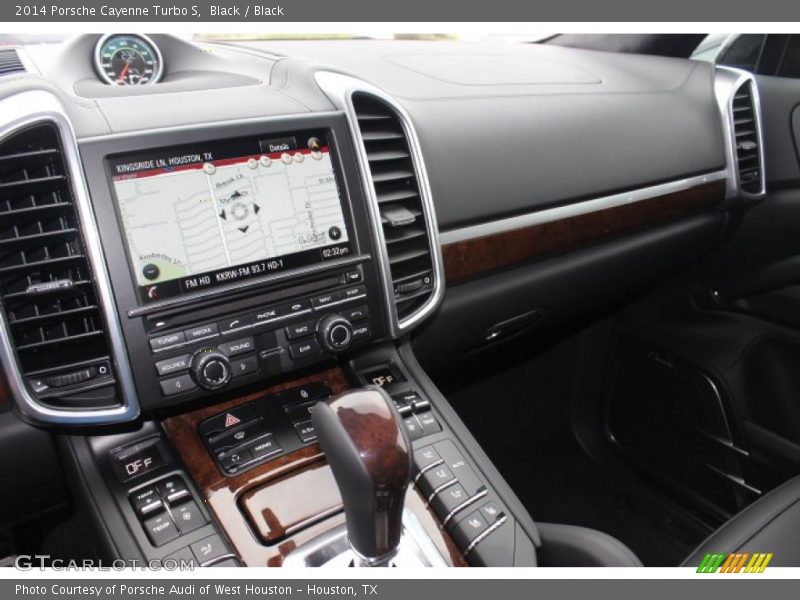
[0,123,118,406]
[731,81,763,195]
[352,93,435,322]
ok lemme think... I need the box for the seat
[536,522,643,567]
[682,475,800,567]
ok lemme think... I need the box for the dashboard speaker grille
[731,81,763,195]
[0,123,115,385]
[352,93,434,322]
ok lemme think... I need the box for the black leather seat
[539,475,800,566]
[683,475,800,567]
[537,522,643,567]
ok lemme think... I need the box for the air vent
[731,81,763,195]
[0,49,25,77]
[0,123,117,406]
[352,93,435,322]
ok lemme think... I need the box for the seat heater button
[418,464,455,497]
[143,513,179,547]
[450,510,490,549]
[431,483,470,519]
[479,501,503,524]
[190,534,230,565]
[413,446,442,473]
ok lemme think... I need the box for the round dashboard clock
[93,34,164,86]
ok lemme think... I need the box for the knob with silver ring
[190,349,232,391]
[317,315,354,353]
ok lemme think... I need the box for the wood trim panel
[162,367,465,567]
[442,179,725,284]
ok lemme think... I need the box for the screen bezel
[103,127,357,307]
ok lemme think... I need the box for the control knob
[317,315,354,353]
[190,349,232,391]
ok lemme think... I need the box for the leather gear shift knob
[312,386,412,565]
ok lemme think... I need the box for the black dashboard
[0,32,771,570]
[0,33,764,427]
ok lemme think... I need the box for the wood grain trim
[162,367,465,567]
[442,179,725,284]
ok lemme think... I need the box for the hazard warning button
[198,403,259,438]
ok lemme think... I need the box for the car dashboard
[0,34,765,568]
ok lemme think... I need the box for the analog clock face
[94,34,164,86]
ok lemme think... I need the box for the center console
[0,75,542,568]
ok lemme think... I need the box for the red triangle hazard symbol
[224,413,241,428]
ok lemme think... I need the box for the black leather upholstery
[683,475,800,567]
[536,522,643,567]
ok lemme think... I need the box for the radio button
[218,314,251,334]
[343,305,369,322]
[285,321,314,340]
[282,298,312,315]
[343,270,362,284]
[185,323,219,342]
[150,331,186,352]
[218,337,255,357]
[311,291,342,309]
[289,338,321,360]
[352,323,371,341]
[159,374,197,396]
[341,285,367,301]
[252,307,281,324]
[231,355,259,378]
[155,354,192,377]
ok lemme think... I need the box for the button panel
[129,475,208,547]
[199,383,331,475]
[148,277,374,400]
[412,437,510,564]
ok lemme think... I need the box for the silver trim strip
[441,488,488,528]
[714,67,767,199]
[439,170,728,245]
[0,90,140,425]
[315,71,446,336]
[463,515,508,558]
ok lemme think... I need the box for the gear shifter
[312,387,412,566]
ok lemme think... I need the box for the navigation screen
[107,130,352,303]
